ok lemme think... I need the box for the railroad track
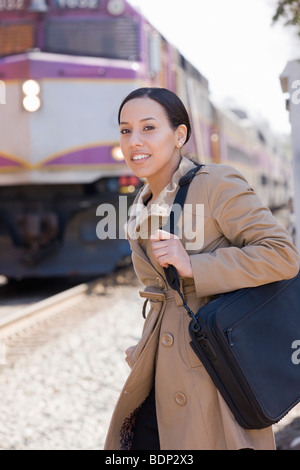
[0,267,140,367]
[0,281,94,338]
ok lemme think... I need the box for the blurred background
[0,0,299,282]
[130,0,299,136]
[0,0,300,451]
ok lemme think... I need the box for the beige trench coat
[104,157,300,450]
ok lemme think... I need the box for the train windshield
[0,15,140,61]
[44,18,140,60]
[0,22,35,57]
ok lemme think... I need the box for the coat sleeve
[190,164,300,298]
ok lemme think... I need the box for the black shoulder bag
[164,165,300,430]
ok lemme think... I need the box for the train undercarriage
[0,177,141,279]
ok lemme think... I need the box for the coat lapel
[125,157,205,284]
[126,157,200,240]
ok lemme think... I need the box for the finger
[159,229,178,240]
[155,254,170,268]
[151,240,169,251]
[152,247,169,259]
[150,229,174,242]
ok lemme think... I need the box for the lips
[132,154,151,162]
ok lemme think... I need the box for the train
[0,0,292,279]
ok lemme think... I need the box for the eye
[144,125,155,131]
[120,128,130,135]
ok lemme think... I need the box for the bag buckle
[179,164,203,186]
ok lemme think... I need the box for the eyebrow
[120,117,158,125]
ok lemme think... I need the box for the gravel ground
[0,266,299,450]
[0,268,144,450]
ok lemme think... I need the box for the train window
[0,22,35,57]
[227,145,252,165]
[257,130,266,145]
[147,30,161,77]
[44,18,140,60]
[261,175,268,185]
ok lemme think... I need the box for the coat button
[174,392,187,406]
[161,333,174,347]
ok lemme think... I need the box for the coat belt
[139,283,197,306]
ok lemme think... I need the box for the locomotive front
[0,0,146,278]
[0,0,292,278]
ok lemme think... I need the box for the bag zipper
[225,328,234,346]
[209,314,272,424]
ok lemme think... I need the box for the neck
[147,155,182,201]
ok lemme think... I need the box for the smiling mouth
[132,154,151,161]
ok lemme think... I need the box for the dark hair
[118,87,192,144]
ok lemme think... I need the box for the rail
[1,284,84,337]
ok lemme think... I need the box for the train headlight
[111,145,124,161]
[22,80,41,112]
[210,133,219,143]
[107,0,125,15]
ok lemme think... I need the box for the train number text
[55,0,99,8]
[0,0,24,10]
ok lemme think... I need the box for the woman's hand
[125,345,136,368]
[149,229,193,278]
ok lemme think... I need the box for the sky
[128,0,300,136]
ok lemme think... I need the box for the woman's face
[119,97,186,183]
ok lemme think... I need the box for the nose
[128,129,143,147]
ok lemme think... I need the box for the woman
[104,87,300,450]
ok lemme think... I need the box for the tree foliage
[272,0,300,33]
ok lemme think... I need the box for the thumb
[150,229,174,241]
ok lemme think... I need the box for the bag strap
[168,164,204,234]
[163,164,204,327]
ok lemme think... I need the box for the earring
[178,142,182,147]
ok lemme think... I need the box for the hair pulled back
[118,87,192,144]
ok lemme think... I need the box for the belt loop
[174,291,184,307]
[139,289,166,302]
[142,298,149,319]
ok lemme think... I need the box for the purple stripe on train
[0,147,126,168]
[0,155,22,167]
[0,53,139,80]
[43,146,125,167]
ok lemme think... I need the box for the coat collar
[125,157,206,285]
[126,157,204,241]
